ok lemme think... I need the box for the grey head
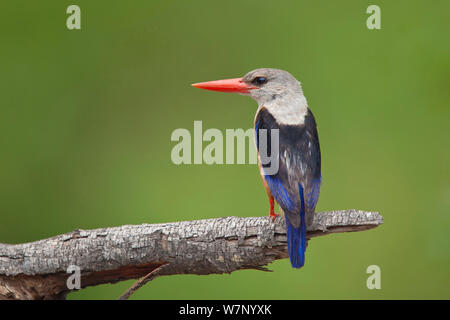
[242,68,308,125]
[241,68,304,106]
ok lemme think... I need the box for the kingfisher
[192,68,321,268]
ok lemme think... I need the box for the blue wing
[255,107,321,268]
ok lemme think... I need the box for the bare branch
[0,209,382,300]
[117,263,168,300]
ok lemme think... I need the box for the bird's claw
[269,212,280,222]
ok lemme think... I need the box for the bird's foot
[269,210,280,222]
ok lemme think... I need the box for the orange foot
[269,210,280,221]
[269,197,279,221]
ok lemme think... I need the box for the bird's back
[255,106,321,227]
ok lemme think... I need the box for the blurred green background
[0,0,449,299]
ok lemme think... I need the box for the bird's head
[192,68,303,106]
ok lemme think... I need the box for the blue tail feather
[286,184,307,268]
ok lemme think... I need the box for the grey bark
[0,209,382,300]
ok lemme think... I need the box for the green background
[1,0,449,299]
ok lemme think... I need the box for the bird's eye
[252,77,267,85]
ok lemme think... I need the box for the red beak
[192,77,257,93]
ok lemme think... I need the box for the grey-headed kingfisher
[192,68,321,268]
